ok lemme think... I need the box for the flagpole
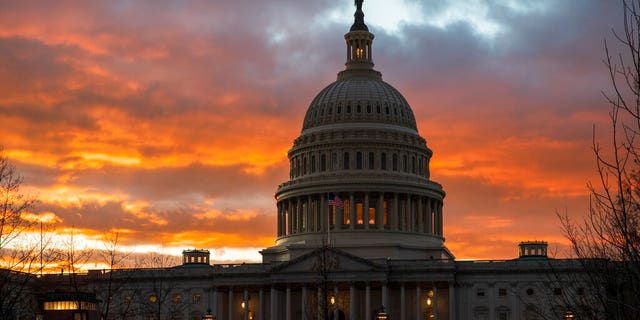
[327,192,331,246]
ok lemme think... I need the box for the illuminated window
[369,207,375,224]
[172,294,182,304]
[43,301,96,311]
[356,203,363,224]
[383,201,388,225]
[343,199,350,224]
[192,293,201,304]
[149,295,158,303]
[356,47,364,58]
[498,288,507,296]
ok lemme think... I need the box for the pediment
[270,247,385,274]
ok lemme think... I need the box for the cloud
[0,1,623,262]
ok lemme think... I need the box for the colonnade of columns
[209,282,452,320]
[277,192,443,237]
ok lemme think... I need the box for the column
[416,283,421,320]
[301,286,308,320]
[432,286,438,320]
[449,283,455,320]
[229,288,234,320]
[287,200,293,234]
[286,286,291,320]
[336,194,343,230]
[307,195,313,232]
[364,192,370,229]
[382,282,389,311]
[317,287,323,320]
[350,284,357,320]
[244,289,249,320]
[366,283,372,320]
[320,194,327,231]
[417,197,423,234]
[400,283,406,320]
[270,286,277,320]
[392,193,399,231]
[377,193,384,230]
[425,199,432,234]
[259,288,264,320]
[212,287,219,320]
[334,286,340,320]
[408,196,414,232]
[349,193,356,230]
[276,203,281,236]
[438,201,443,235]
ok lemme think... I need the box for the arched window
[402,155,408,172]
[368,152,375,169]
[344,152,350,170]
[356,152,362,169]
[311,155,316,173]
[332,152,338,170]
[392,154,398,171]
[381,153,387,170]
[321,154,327,171]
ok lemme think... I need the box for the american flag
[328,194,344,208]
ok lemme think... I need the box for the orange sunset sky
[0,0,625,264]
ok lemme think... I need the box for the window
[192,293,201,304]
[553,288,562,296]
[311,155,316,173]
[476,288,485,297]
[576,287,585,295]
[356,152,362,169]
[368,152,374,169]
[381,153,387,170]
[332,152,338,170]
[172,294,183,304]
[412,156,417,173]
[392,154,398,171]
[526,288,534,296]
[347,105,351,113]
[402,155,408,172]
[321,154,326,171]
[367,105,371,113]
[498,311,508,320]
[344,152,350,170]
[498,288,507,297]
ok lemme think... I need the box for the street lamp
[376,306,389,320]
[202,309,215,320]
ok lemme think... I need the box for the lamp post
[202,308,215,320]
[376,306,389,320]
[563,311,575,319]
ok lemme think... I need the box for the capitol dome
[262,1,450,262]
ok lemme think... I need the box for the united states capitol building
[27,2,592,320]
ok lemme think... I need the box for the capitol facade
[15,2,593,320]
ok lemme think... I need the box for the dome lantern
[342,0,376,77]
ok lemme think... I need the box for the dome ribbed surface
[301,75,417,131]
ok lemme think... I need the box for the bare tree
[0,150,39,319]
[558,0,640,319]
